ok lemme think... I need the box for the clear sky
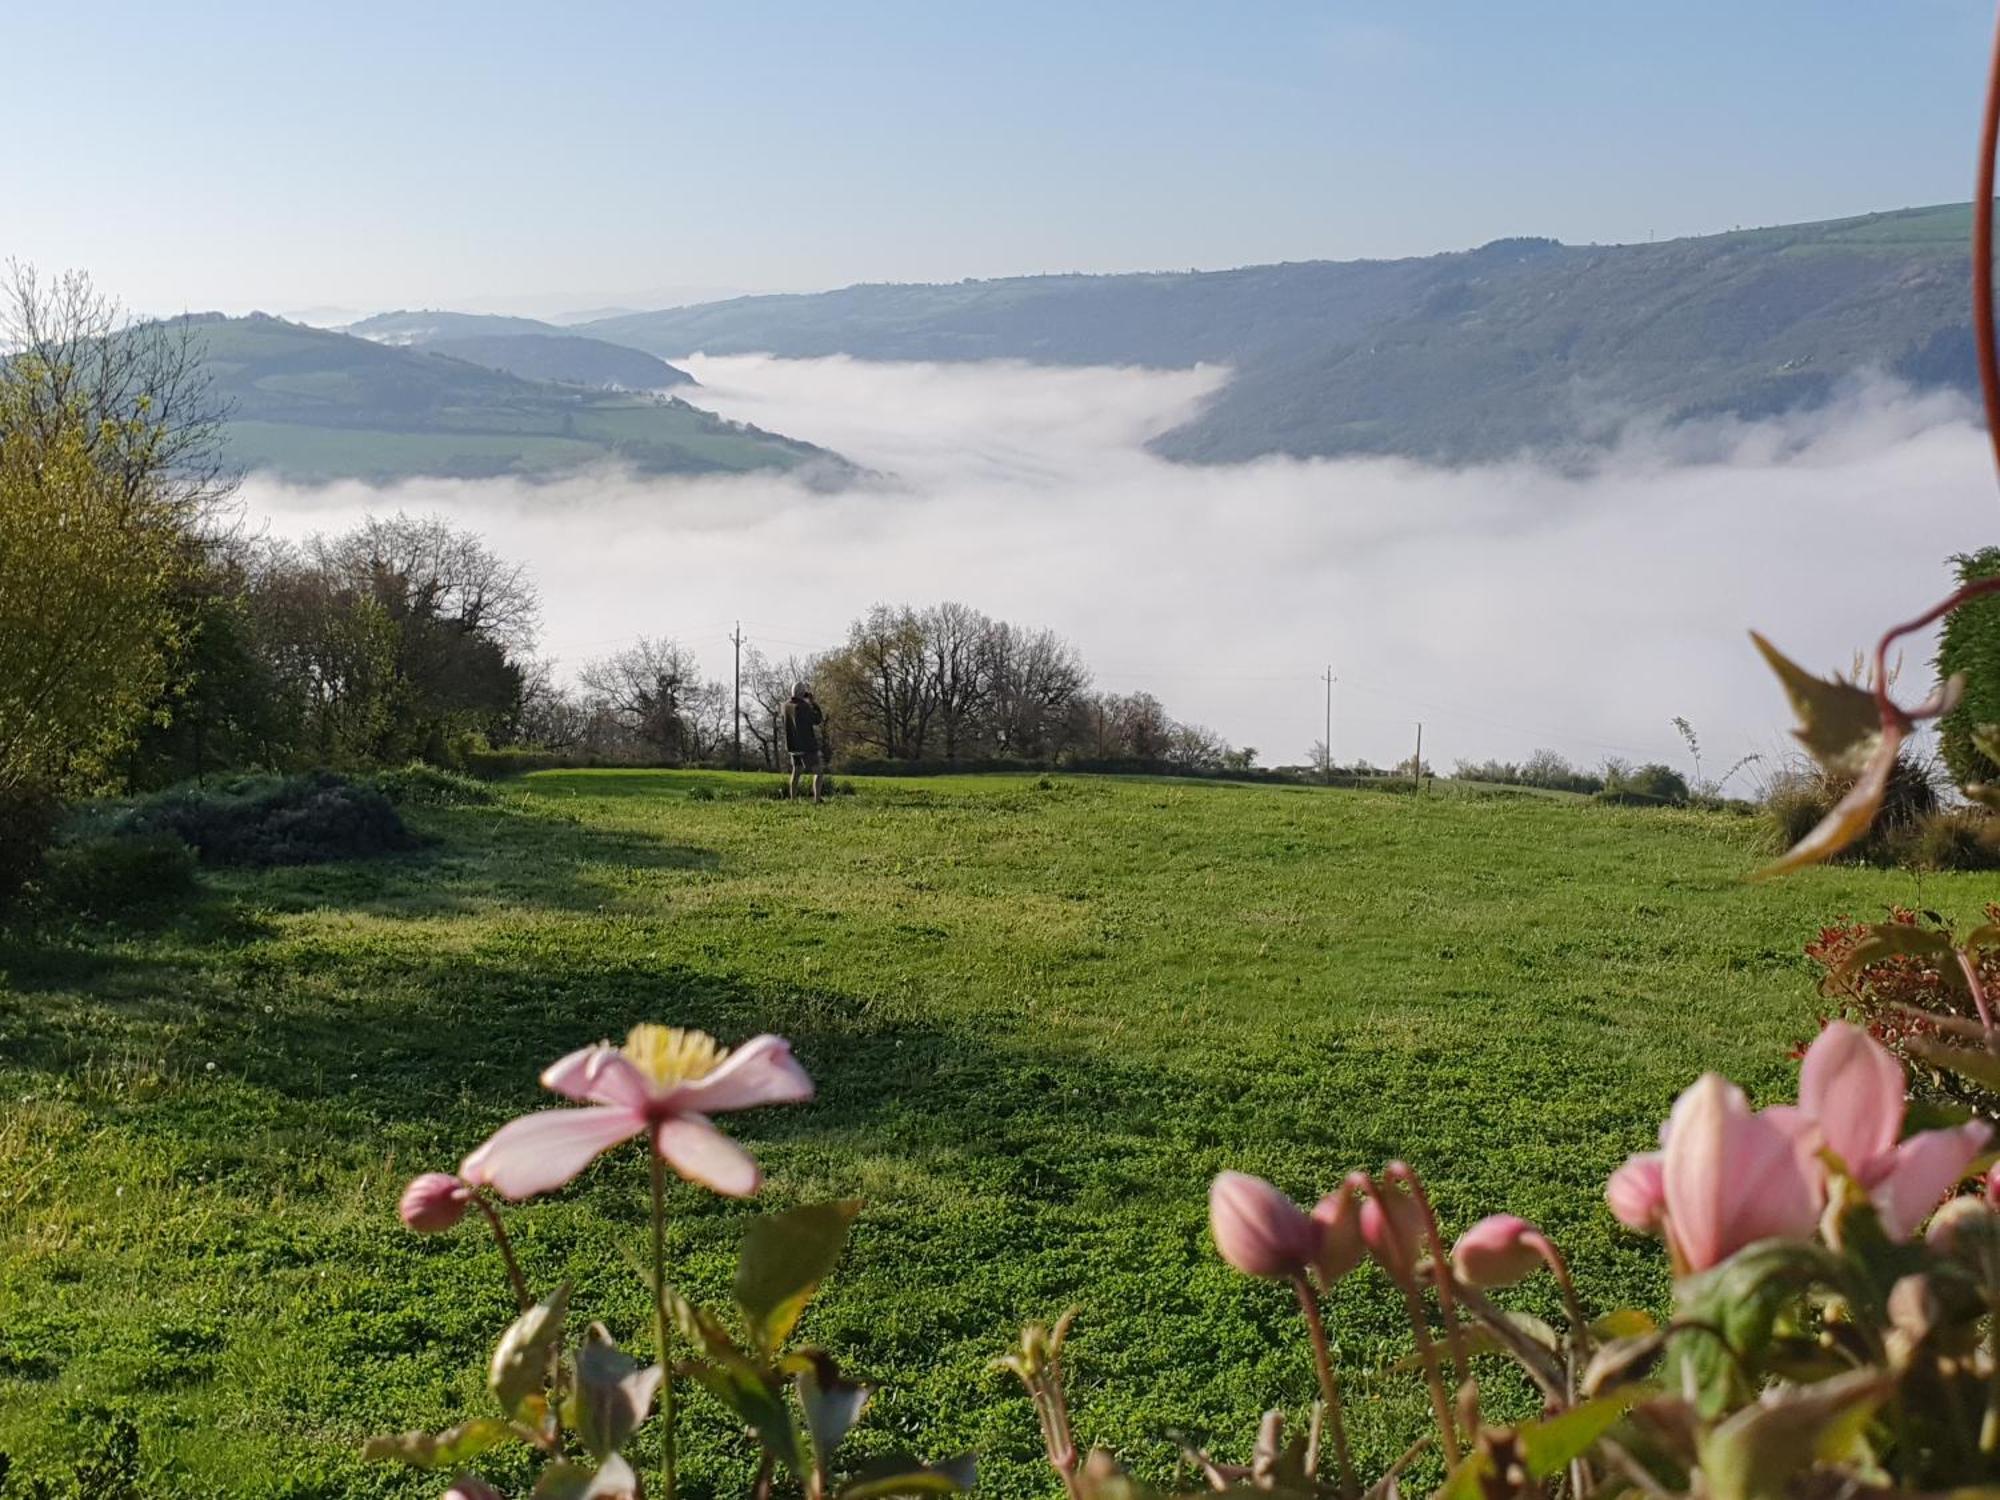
[6,1,1995,317]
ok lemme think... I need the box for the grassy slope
[0,772,1962,1497]
[186,317,842,483]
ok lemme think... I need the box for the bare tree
[1,263,233,529]
[580,637,704,762]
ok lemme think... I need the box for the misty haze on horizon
[233,354,1996,775]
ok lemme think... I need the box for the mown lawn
[0,771,1969,1498]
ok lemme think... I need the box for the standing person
[783,683,827,804]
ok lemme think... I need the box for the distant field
[0,771,1955,1497]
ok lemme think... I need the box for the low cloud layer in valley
[239,356,1998,773]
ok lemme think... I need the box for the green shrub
[370,764,496,808]
[38,833,199,918]
[121,773,418,867]
[1760,755,1942,864]
[0,785,58,912]
[1896,807,2000,872]
[1937,546,2000,785]
[1598,761,1690,805]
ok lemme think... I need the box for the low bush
[1898,806,2000,871]
[1762,754,1943,863]
[370,763,497,808]
[37,832,199,919]
[1597,761,1690,805]
[120,772,418,867]
[0,784,58,912]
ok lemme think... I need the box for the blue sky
[6,1,1993,316]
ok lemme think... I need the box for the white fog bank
[238,356,2000,771]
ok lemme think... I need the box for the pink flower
[1606,1153,1665,1233]
[444,1478,505,1500]
[1660,1074,1822,1272]
[1310,1181,1365,1286]
[1987,1162,2000,1208]
[1452,1213,1550,1289]
[1797,1021,1992,1240]
[399,1172,472,1232]
[1209,1172,1321,1278]
[461,1026,813,1200]
[1358,1170,1430,1285]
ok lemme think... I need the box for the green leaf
[734,1200,861,1355]
[661,1284,743,1361]
[1751,633,1883,776]
[839,1453,977,1500]
[360,1417,514,1469]
[1431,1448,1494,1500]
[1906,1034,2000,1093]
[1520,1389,1646,1479]
[796,1351,872,1472]
[491,1285,569,1419]
[1696,1369,1889,1500]
[1668,1240,1844,1415]
[1588,1307,1656,1341]
[570,1322,662,1462]
[531,1455,640,1499]
[689,1350,804,1476]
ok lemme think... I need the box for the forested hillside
[581,204,1983,462]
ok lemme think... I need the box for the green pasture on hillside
[0,771,1972,1497]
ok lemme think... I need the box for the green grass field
[0,771,1967,1498]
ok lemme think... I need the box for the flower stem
[651,1149,678,1500]
[1291,1275,1357,1500]
[471,1194,533,1313]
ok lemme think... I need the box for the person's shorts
[789,750,823,772]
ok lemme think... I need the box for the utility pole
[731,622,744,770]
[1412,722,1424,794]
[1323,665,1334,785]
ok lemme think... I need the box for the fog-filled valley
[239,353,1996,769]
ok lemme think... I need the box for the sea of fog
[238,356,1999,772]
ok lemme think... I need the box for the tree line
[534,602,1253,775]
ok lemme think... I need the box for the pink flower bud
[1209,1171,1320,1279]
[444,1478,505,1500]
[1451,1213,1548,1289]
[1606,1152,1666,1233]
[400,1172,471,1233]
[1358,1173,1429,1284]
[1310,1183,1364,1286]
[1986,1162,2000,1208]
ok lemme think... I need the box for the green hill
[343,309,566,343]
[422,332,696,391]
[581,203,1987,463]
[177,315,848,483]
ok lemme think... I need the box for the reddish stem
[1958,945,1999,1038]
[1975,0,2000,484]
[472,1194,533,1312]
[1291,1274,1358,1500]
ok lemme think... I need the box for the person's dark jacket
[783,697,825,756]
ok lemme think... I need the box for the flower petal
[542,1045,655,1109]
[1798,1022,1905,1180]
[655,1114,761,1197]
[667,1035,814,1115]
[1663,1074,1822,1271]
[1606,1152,1665,1233]
[461,1106,645,1199]
[1875,1122,1994,1240]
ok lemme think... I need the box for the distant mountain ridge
[575,203,1987,463]
[177,314,847,483]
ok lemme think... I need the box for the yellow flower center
[622,1025,727,1088]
